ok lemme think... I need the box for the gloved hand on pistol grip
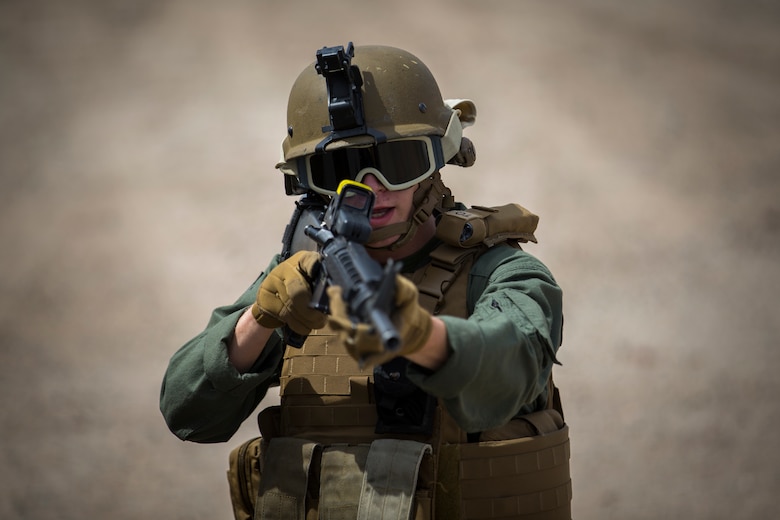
[327,275,433,366]
[251,251,327,336]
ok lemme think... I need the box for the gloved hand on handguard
[327,274,432,366]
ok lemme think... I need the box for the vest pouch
[436,204,539,248]
[437,423,571,520]
[227,436,265,520]
[228,436,434,520]
[374,358,438,435]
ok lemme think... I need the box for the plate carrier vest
[228,204,571,520]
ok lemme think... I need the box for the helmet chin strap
[366,172,455,251]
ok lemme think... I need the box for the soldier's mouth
[370,207,394,226]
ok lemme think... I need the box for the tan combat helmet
[277,42,476,249]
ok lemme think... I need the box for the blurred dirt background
[1,0,779,518]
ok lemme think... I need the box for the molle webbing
[441,426,571,520]
[279,331,379,444]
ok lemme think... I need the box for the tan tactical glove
[251,251,327,337]
[327,275,432,366]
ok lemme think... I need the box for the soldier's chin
[367,235,401,249]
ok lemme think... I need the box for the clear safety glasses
[298,136,445,196]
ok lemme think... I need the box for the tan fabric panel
[356,440,433,520]
[254,438,321,520]
[456,426,571,519]
[458,427,570,483]
[435,204,539,248]
[319,445,370,520]
[283,347,362,374]
[280,374,352,396]
[416,243,479,316]
[283,404,378,428]
[227,436,264,520]
[460,481,571,520]
[433,443,461,520]
[280,328,371,399]
[479,409,564,441]
[460,464,570,498]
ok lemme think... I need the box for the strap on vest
[254,438,320,520]
[547,374,565,422]
[255,438,431,520]
[357,439,433,520]
[319,445,370,520]
[416,243,480,314]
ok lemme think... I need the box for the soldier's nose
[358,173,386,192]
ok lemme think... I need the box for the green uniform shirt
[160,241,563,443]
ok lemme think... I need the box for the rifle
[284,180,401,353]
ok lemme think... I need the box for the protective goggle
[294,136,445,196]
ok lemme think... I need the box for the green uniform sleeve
[159,256,285,443]
[407,245,563,433]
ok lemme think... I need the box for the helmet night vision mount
[314,42,386,152]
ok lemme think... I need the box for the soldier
[161,43,570,520]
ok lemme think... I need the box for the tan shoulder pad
[436,204,539,248]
